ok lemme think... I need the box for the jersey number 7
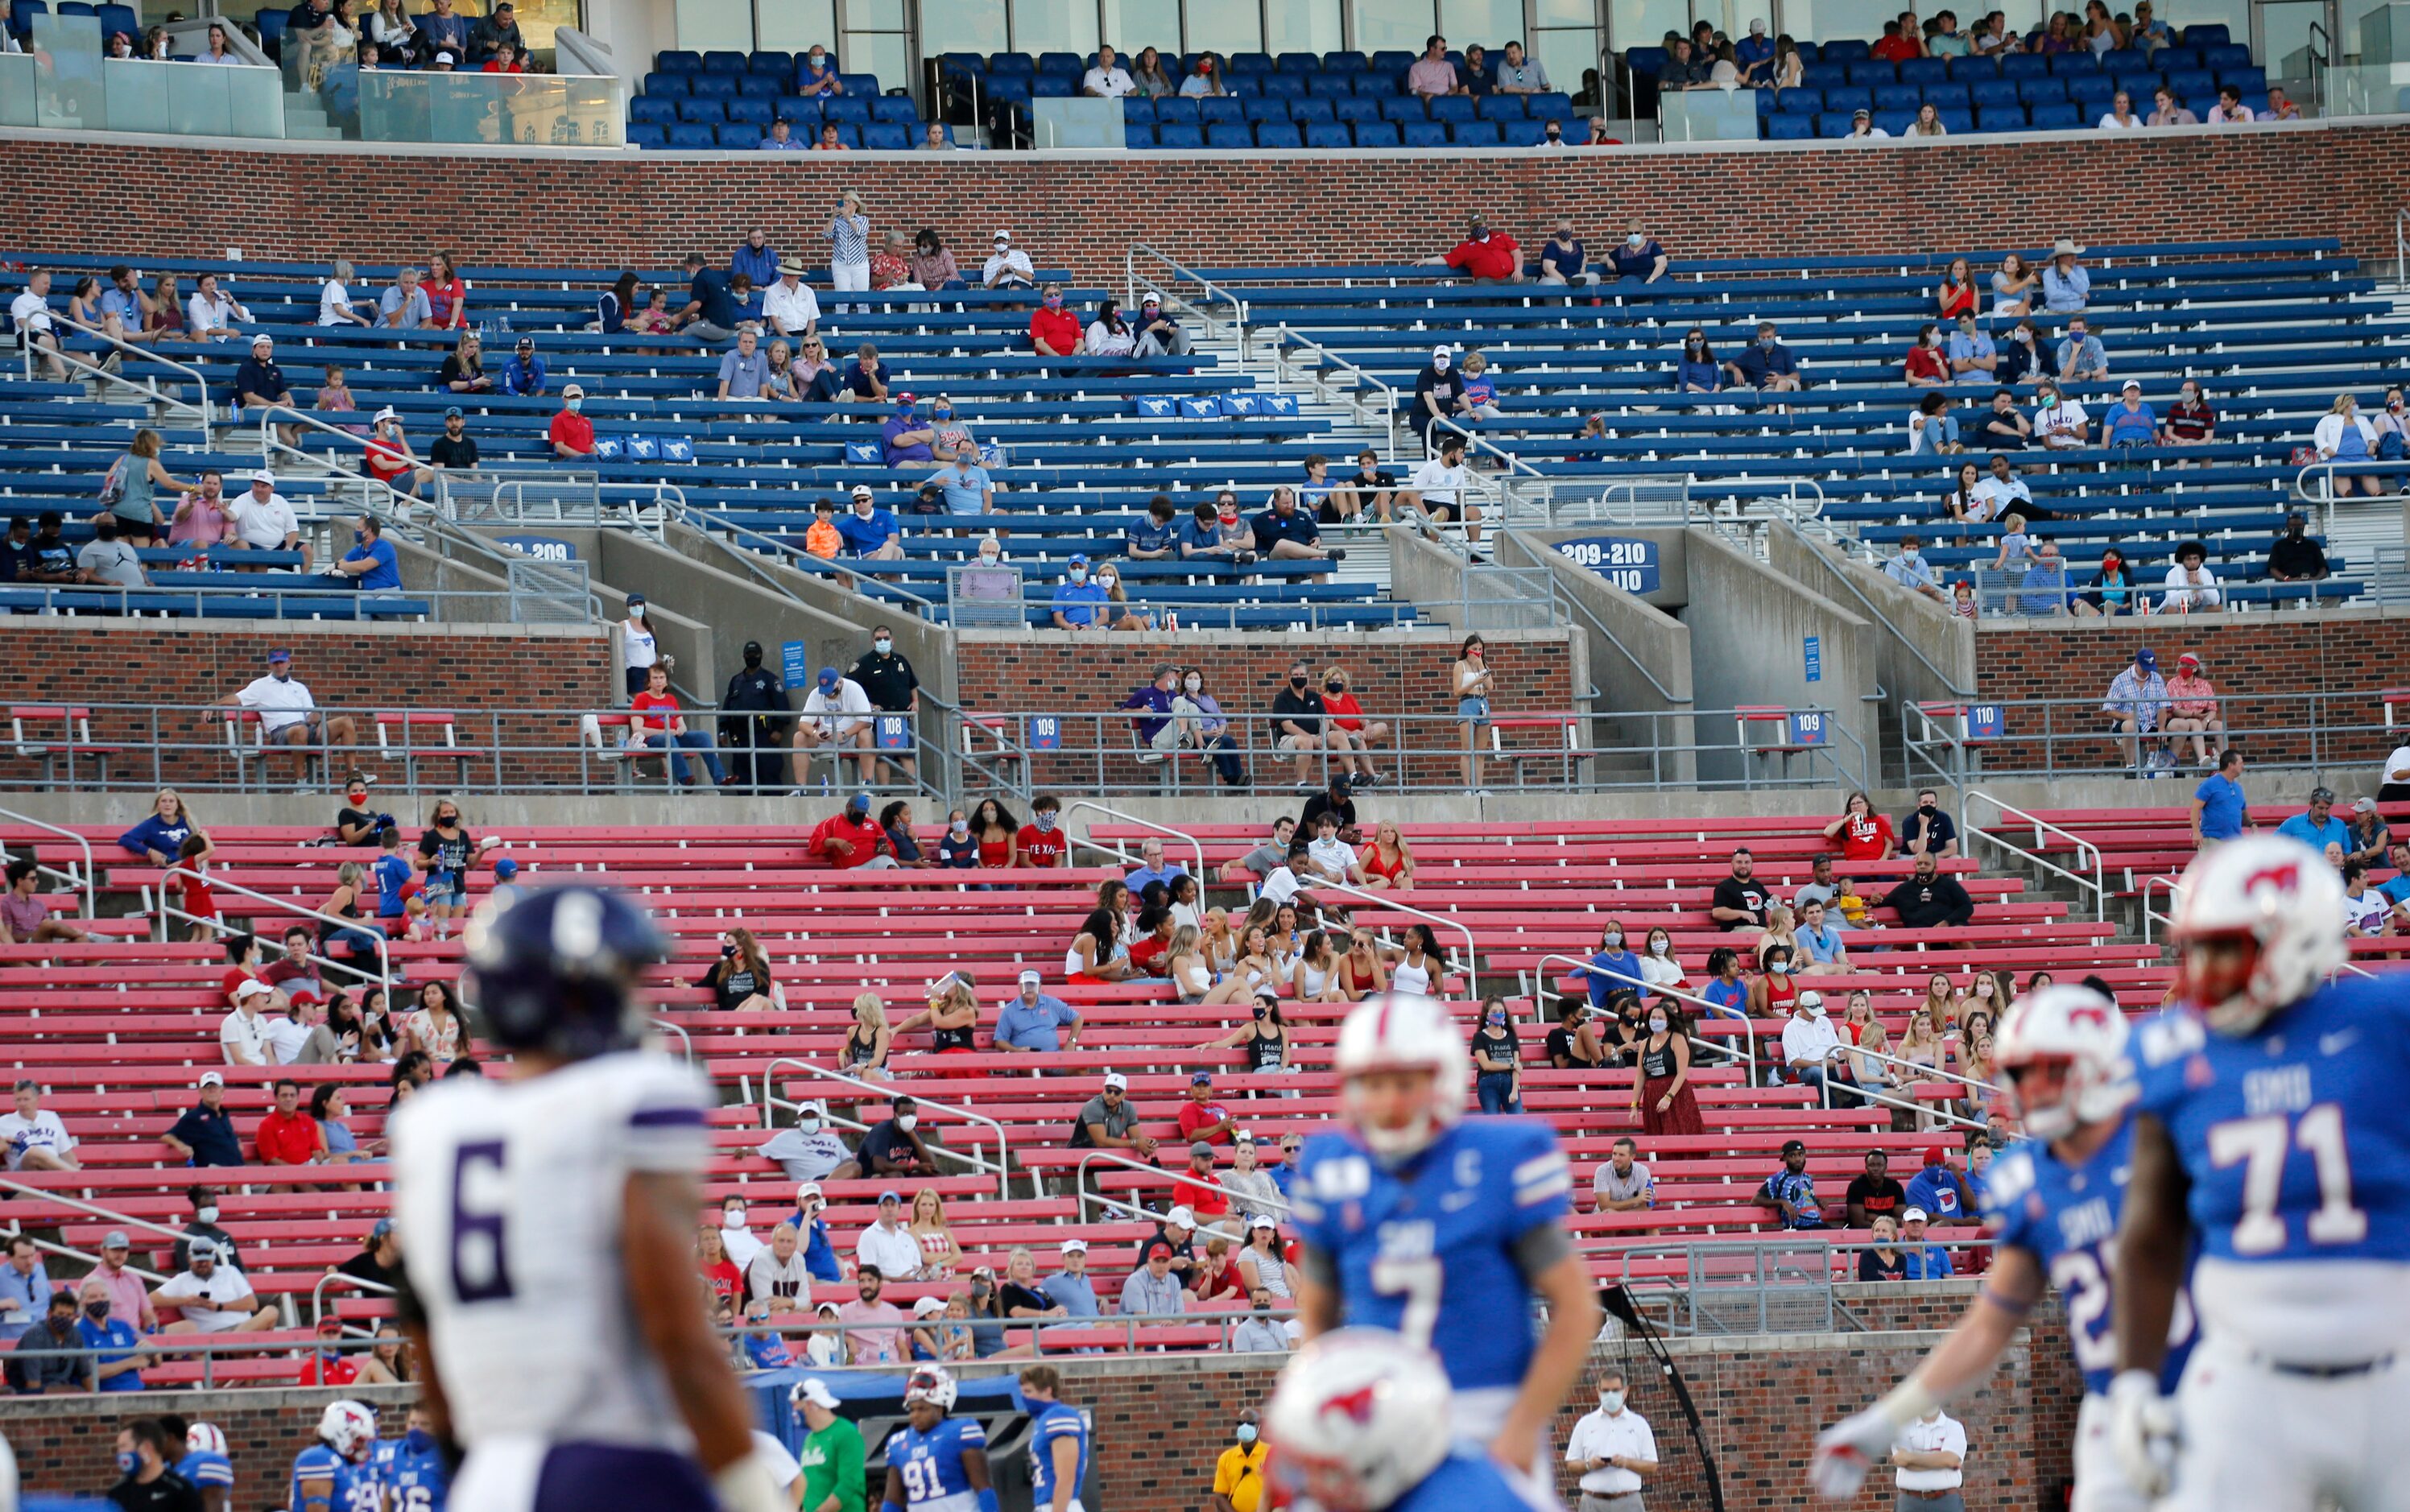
[1370,1256,1443,1349]
[2206,1104,2368,1256]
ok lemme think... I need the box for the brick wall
[1971,613,2408,776]
[0,1289,2077,1509]
[0,620,614,792]
[1,126,2406,278]
[953,630,1574,791]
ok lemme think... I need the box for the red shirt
[809,813,891,868]
[699,1258,742,1310]
[365,437,411,483]
[1871,33,1922,59]
[256,1109,319,1165]
[1029,307,1081,355]
[1838,812,1895,861]
[298,1350,360,1386]
[220,968,254,1004]
[1321,690,1366,731]
[1904,346,1947,383]
[481,56,524,72]
[1175,1175,1232,1220]
[1178,1097,1233,1145]
[1016,824,1069,867]
[629,689,680,734]
[548,409,594,456]
[1128,932,1169,975]
[1442,233,1521,281]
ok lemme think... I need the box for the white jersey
[393,1050,712,1455]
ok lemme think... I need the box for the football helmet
[463,885,667,1060]
[1333,994,1467,1160]
[184,1422,228,1458]
[902,1364,958,1412]
[1994,984,2136,1142]
[1265,1328,1454,1512]
[2168,835,2346,1034]
[317,1401,378,1463]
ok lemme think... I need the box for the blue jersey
[290,1445,383,1512]
[1985,1108,2196,1395]
[373,1436,451,1512]
[2133,979,2410,1266]
[891,1415,986,1510]
[174,1449,234,1495]
[373,853,413,916]
[1391,1451,1552,1512]
[1025,1401,1088,1507]
[1291,1118,1573,1393]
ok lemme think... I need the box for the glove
[1809,1403,1902,1500]
[2106,1368,2178,1500]
[710,1451,788,1512]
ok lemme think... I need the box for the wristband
[1871,1375,1940,1431]
[975,1490,1001,1512]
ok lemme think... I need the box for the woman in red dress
[1631,1002,1705,1136]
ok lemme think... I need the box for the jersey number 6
[450,1140,518,1303]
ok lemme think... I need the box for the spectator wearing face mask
[848,624,920,785]
[1410,344,1460,443]
[1470,998,1523,1113]
[1880,852,1976,929]
[1211,1408,1272,1510]
[1883,535,1945,602]
[1028,283,1084,358]
[762,1102,858,1185]
[795,666,877,791]
[1566,1368,1658,1511]
[1900,789,1960,858]
[718,639,792,794]
[1606,223,1668,285]
[1780,989,1854,1103]
[1419,213,1523,285]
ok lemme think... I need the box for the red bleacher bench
[375,710,476,789]
[2386,689,2410,729]
[1489,713,1589,787]
[7,704,121,787]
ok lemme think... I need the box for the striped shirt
[828,214,870,269]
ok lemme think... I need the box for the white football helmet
[1994,984,2136,1142]
[902,1364,958,1412]
[1265,1328,1453,1512]
[184,1422,228,1458]
[317,1400,378,1463]
[2168,834,2346,1034]
[1333,993,1467,1160]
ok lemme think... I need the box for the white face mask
[1184,675,1201,694]
[1602,1390,1626,1412]
[798,1117,821,1134]
[978,546,1001,564]
[1069,567,1088,585]
[725,1207,746,1227]
[1650,938,1669,955]
[873,638,891,654]
[198,1206,220,1224]
[897,1113,919,1132]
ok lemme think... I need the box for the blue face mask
[117,1452,140,1475]
[403,1427,435,1452]
[1035,814,1056,832]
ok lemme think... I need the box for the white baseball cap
[234,979,271,999]
[912,1295,948,1317]
[1058,1237,1089,1254]
[1102,1072,1128,1092]
[250,468,275,485]
[1166,1205,1196,1229]
[1017,969,1042,987]
[795,1180,824,1205]
[197,1071,225,1089]
[993,229,1011,242]
[792,1378,840,1410]
[1902,1207,1930,1223]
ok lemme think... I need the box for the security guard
[719,641,792,793]
[847,626,920,785]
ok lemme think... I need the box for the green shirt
[800,1415,868,1512]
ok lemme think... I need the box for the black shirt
[1845,1173,1907,1222]
[0,537,35,582]
[1000,1281,1052,1317]
[233,357,287,403]
[337,1250,403,1290]
[858,1118,926,1174]
[1975,407,2031,450]
[1412,365,1457,422]
[1712,874,1768,929]
[173,1220,242,1274]
[1470,1025,1519,1068]
[1544,1024,1600,1068]
[31,533,76,579]
[1857,1248,1908,1281]
[1271,688,1325,737]
[1880,873,1975,928]
[849,651,920,713]
[1995,338,2056,387]
[707,955,763,1012]
[110,1471,203,1512]
[2267,535,2329,578]
[428,433,481,469]
[1900,807,1957,854]
[1297,791,1356,832]
[438,354,488,389]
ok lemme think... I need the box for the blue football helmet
[462,885,665,1060]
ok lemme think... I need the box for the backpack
[98,454,129,507]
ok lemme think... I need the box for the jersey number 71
[2206,1104,2368,1256]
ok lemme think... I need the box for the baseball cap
[266,647,291,663]
[189,1239,222,1262]
[1901,1206,1930,1224]
[1190,1140,1216,1159]
[1145,1241,1176,1260]
[235,978,272,999]
[1141,293,1161,306]
[433,48,454,62]
[374,406,399,424]
[895,392,916,407]
[197,1071,224,1089]
[2122,379,2141,391]
[912,1295,947,1317]
[2176,652,2201,668]
[1249,1213,1277,1231]
[1191,1070,1214,1085]
[1102,1072,1128,1092]
[1780,1138,1806,1156]
[444,405,463,419]
[1058,1237,1089,1254]
[493,857,519,878]
[796,1179,825,1204]
[878,1190,902,1205]
[1853,106,1871,119]
[250,468,276,485]
[102,1231,130,1250]
[370,1217,393,1241]
[515,336,533,349]
[1068,552,1089,566]
[1017,969,1042,987]
[2353,796,2378,814]
[625,592,644,608]
[1923,1145,1948,1166]
[1749,16,1767,29]
[2134,647,2157,670]
[316,1313,344,1333]
[993,229,1011,242]
[851,484,875,502]
[847,792,872,813]
[816,667,840,688]
[794,1378,841,1410]
[562,382,585,399]
[1166,1205,1196,1228]
[1431,343,1451,363]
[250,333,272,347]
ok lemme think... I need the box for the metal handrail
[308,1269,395,1328]
[1820,1042,2004,1101]
[674,498,943,613]
[1073,1147,1292,1226]
[255,406,407,517]
[649,1015,694,1063]
[1964,791,2107,923]
[1308,878,1478,1003]
[160,865,392,1000]
[2142,874,2185,945]
[0,1176,181,1280]
[1270,322,1399,461]
[40,319,215,426]
[760,1058,1011,1197]
[1064,800,1205,879]
[1533,951,1755,1085]
[0,804,95,918]
[1773,517,1975,700]
[1126,244,1248,355]
[1536,567,1691,708]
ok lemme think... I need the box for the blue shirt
[1292,1119,1572,1393]
[2135,981,2410,1266]
[1051,580,1108,626]
[994,993,1078,1052]
[343,537,402,592]
[881,413,935,465]
[2274,813,2350,854]
[938,465,992,513]
[833,509,899,555]
[2194,773,2248,841]
[1899,1241,1955,1279]
[1946,329,1995,366]
[1986,1108,2196,1394]
[0,1261,48,1341]
[730,242,780,287]
[2042,262,2091,312]
[417,10,469,53]
[166,1102,243,1167]
[1126,516,1178,554]
[77,1315,143,1390]
[1728,342,1798,385]
[1904,1164,1972,1223]
[892,1416,986,1508]
[1759,1167,1823,1229]
[372,1434,448,1511]
[1584,947,1642,1008]
[2383,874,2410,907]
[118,813,195,860]
[1126,864,1185,893]
[291,1443,382,1512]
[1121,684,1175,744]
[1394,1452,1545,1512]
[374,852,415,917]
[1041,1269,1100,1317]
[1250,506,1319,552]
[1798,920,1847,965]
[499,353,548,396]
[2105,400,2156,444]
[378,285,433,326]
[177,1449,236,1495]
[1026,1399,1089,1507]
[688,269,740,328]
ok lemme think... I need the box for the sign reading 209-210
[1553,535,1661,594]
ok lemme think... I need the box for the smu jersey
[290,1446,382,1512]
[174,1450,234,1496]
[1026,1401,1088,1507]
[890,1416,986,1511]
[2133,980,2410,1267]
[392,1049,713,1454]
[1984,1108,2196,1396]
[373,1436,451,1512]
[1390,1451,1554,1512]
[1290,1118,1573,1393]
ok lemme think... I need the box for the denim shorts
[1459,696,1491,725]
[422,874,465,907]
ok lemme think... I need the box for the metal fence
[1904,688,2408,787]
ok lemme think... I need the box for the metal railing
[1269,323,1400,460]
[761,1059,1012,1197]
[160,865,392,999]
[1905,689,2400,784]
[0,580,498,619]
[716,1306,1288,1359]
[1064,801,1205,879]
[1306,878,1480,1003]
[308,1269,395,1328]
[254,406,407,518]
[1532,952,1755,1085]
[672,498,945,616]
[1775,518,1975,701]
[1126,244,1247,355]
[2291,455,2408,514]
[1817,1044,1995,1133]
[0,1177,178,1285]
[41,320,215,425]
[0,804,95,918]
[2142,874,2185,945]
[1073,1147,1292,1228]
[1964,791,2107,923]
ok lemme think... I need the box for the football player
[373,1405,450,1512]
[2113,836,2410,1512]
[1018,1365,1089,1512]
[1812,984,2194,1510]
[391,886,787,1512]
[291,1402,383,1512]
[1264,1328,1552,1512]
[176,1420,235,1512]
[879,1365,996,1512]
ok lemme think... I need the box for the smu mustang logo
[1318,1386,1382,1428]
[2242,863,2301,900]
[2068,1002,2113,1030]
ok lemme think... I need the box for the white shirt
[1305,835,1354,878]
[1086,320,1135,357]
[1081,64,1135,97]
[2160,564,2222,611]
[1259,865,1304,907]
[317,279,357,325]
[802,678,873,735]
[2344,887,2392,935]
[982,249,1035,287]
[1781,1010,1842,1068]
[2313,411,2378,457]
[220,1006,275,1064]
[760,1125,849,1180]
[188,291,241,335]
[1565,1405,1657,1494]
[0,1110,72,1171]
[228,490,298,549]
[721,1220,765,1270]
[1410,456,1468,506]
[762,279,821,335]
[263,1014,313,1064]
[236,672,316,734]
[1970,476,2031,515]
[154,1265,258,1331]
[752,1431,801,1493]
[621,618,656,670]
[1894,1411,1967,1492]
[2099,112,2143,128]
[8,291,52,336]
[2036,399,2088,445]
[1593,1159,1655,1208]
[744,1246,811,1309]
[854,1218,923,1279]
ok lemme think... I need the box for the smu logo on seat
[1133,396,1177,418]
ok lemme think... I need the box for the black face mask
[1289,676,1307,689]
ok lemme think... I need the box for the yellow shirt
[1213,1442,1271,1512]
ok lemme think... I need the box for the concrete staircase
[282,91,345,141]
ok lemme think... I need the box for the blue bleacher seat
[1351,119,1400,147]
[1291,97,1334,122]
[2204,43,2252,71]
[713,123,758,147]
[2156,44,2205,68]
[1947,56,1998,79]
[689,72,736,99]
[1499,118,1547,146]
[725,95,771,124]
[1230,51,1273,75]
[1369,49,1415,76]
[985,76,1032,106]
[2029,101,2081,127]
[630,97,676,125]
[1261,73,1305,98]
[1824,38,1871,60]
[701,49,746,74]
[1242,97,1289,122]
[2166,68,2214,96]
[2018,76,2067,102]
[1816,113,1856,137]
[1155,121,1203,147]
[1400,119,1448,147]
[94,1,134,34]
[1824,85,1872,113]
[861,122,910,150]
[1899,57,1947,84]
[1939,107,1974,133]
[2115,69,2165,98]
[1923,81,1970,109]
[1477,93,1527,119]
[2048,51,2100,73]
[1197,96,1245,125]
[837,72,877,94]
[1036,51,1081,75]
[1874,82,1919,111]
[1033,76,1075,97]
[642,71,689,97]
[748,50,792,76]
[735,76,780,99]
[986,52,1032,74]
[1255,121,1304,147]
[1778,86,1821,113]
[1529,90,1573,121]
[1795,40,1822,60]
[2182,23,2230,46]
[1846,59,1896,85]
[2067,75,2114,105]
[775,94,817,123]
[1334,96,1379,123]
[1767,113,1814,139]
[655,48,701,73]
[870,95,916,122]
[1126,123,1164,147]
[1322,50,1369,72]
[1304,122,1351,147]
[2185,93,2221,118]
[1976,103,2027,130]
[2002,52,2048,75]
[1205,120,1252,147]
[1275,51,1317,73]
[1152,96,1198,124]
[676,97,725,123]
[1801,62,1846,87]
[1451,119,1501,145]
[1121,96,1157,124]
[2102,48,2147,70]
[2222,65,2266,93]
[1307,72,1354,97]
[822,95,870,122]
[1427,93,1475,122]
[1379,95,1425,122]
[628,122,670,149]
[1874,109,1914,135]
[668,122,717,148]
[936,51,982,77]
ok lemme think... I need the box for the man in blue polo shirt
[160,1072,244,1167]
[2191,747,2249,845]
[1050,555,1108,630]
[675,251,741,344]
[879,393,937,468]
[1722,320,1803,395]
[1249,487,1345,580]
[328,514,402,592]
[937,453,993,515]
[994,970,1081,1053]
[833,485,903,564]
[2272,784,2350,859]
